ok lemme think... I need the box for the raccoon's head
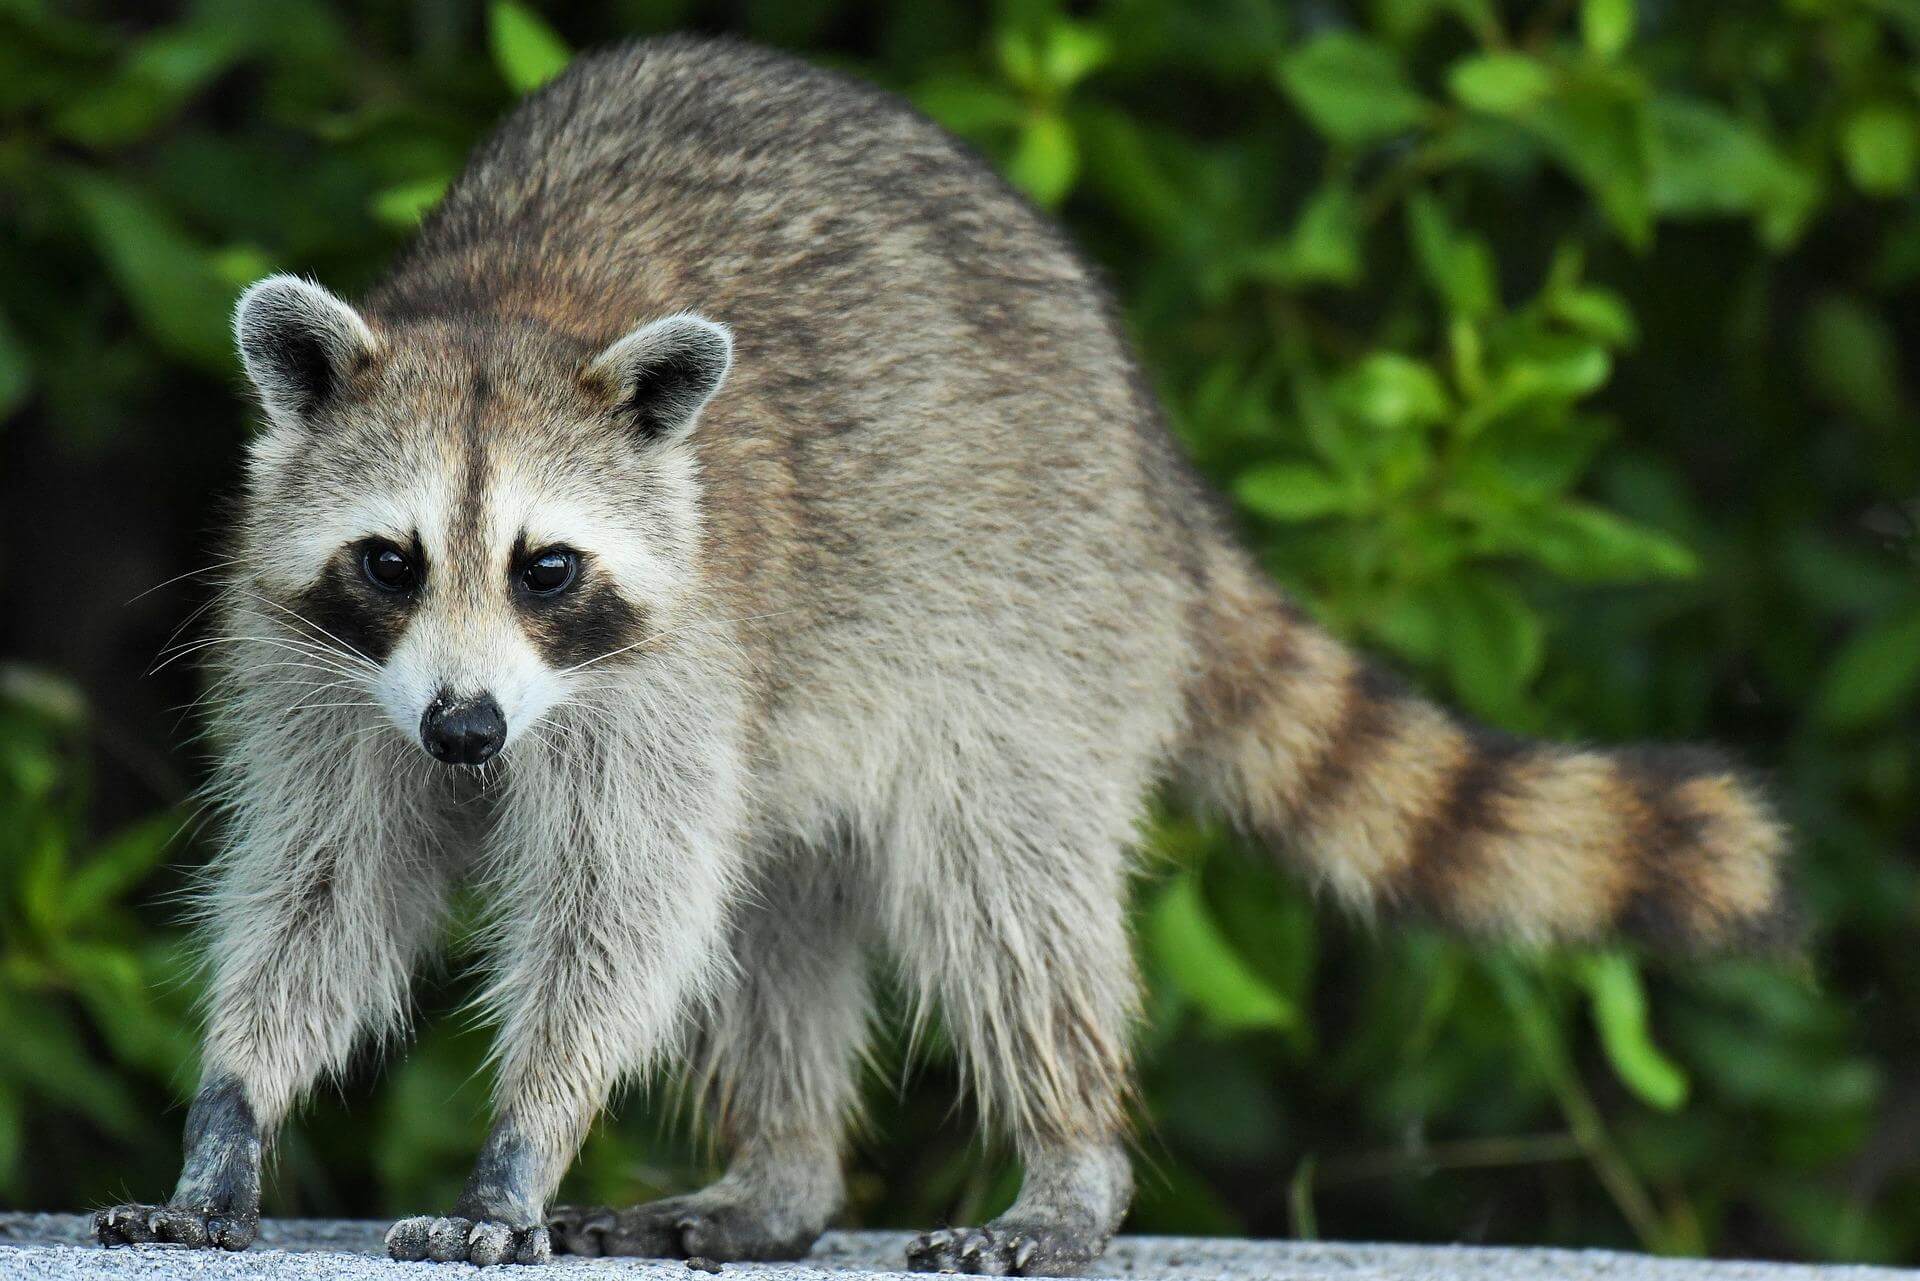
[229,274,732,765]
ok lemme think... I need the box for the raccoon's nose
[420,692,506,765]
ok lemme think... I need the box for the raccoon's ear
[583,313,733,444]
[232,274,376,430]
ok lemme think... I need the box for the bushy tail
[1180,551,1793,951]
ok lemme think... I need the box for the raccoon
[94,35,1791,1274]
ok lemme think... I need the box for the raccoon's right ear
[233,274,377,430]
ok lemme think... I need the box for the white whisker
[124,558,242,607]
[557,608,801,676]
[236,590,381,673]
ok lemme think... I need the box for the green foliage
[1278,31,1432,145]
[488,1,571,95]
[0,668,196,1204]
[2,0,1918,1264]
[1148,869,1300,1036]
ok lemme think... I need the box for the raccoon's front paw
[385,1214,551,1266]
[95,1203,258,1251]
[549,1195,819,1261]
[906,1223,1101,1277]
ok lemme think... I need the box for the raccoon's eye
[520,548,578,595]
[361,542,417,593]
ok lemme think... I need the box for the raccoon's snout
[420,692,506,766]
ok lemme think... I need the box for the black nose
[420,692,506,765]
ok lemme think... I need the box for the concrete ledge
[3,1215,1914,1280]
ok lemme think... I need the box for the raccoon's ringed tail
[1181,550,1792,951]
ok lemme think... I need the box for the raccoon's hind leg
[887,815,1138,1276]
[551,843,868,1261]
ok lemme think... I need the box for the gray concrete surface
[3,1214,1915,1280]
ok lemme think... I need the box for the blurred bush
[1,0,1917,1263]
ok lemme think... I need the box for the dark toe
[385,1215,434,1261]
[95,1206,153,1246]
[207,1213,258,1251]
[468,1221,516,1267]
[148,1208,210,1248]
[908,1225,1096,1277]
[514,1224,553,1265]
[549,1206,616,1257]
[426,1215,474,1262]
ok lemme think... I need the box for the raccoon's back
[379,35,1129,384]
[374,37,1215,712]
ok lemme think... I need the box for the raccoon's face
[230,275,732,765]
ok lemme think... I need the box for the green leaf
[1070,108,1191,249]
[21,825,70,936]
[1460,412,1609,502]
[1247,181,1363,287]
[488,0,570,95]
[1495,334,1612,403]
[1276,32,1430,146]
[1148,873,1298,1033]
[207,244,276,290]
[64,812,177,921]
[1529,73,1654,249]
[1373,584,1448,667]
[996,20,1110,96]
[995,26,1040,93]
[1549,285,1637,346]
[1407,193,1497,318]
[63,941,195,1077]
[1813,606,1920,731]
[1436,572,1544,719]
[1334,353,1452,431]
[1580,0,1635,60]
[1508,501,1699,582]
[51,15,253,147]
[1576,953,1690,1111]
[0,994,143,1137]
[1373,0,1455,41]
[58,167,233,370]
[48,941,141,997]
[1842,104,1920,197]
[913,77,1026,134]
[370,174,451,229]
[1802,294,1901,429]
[1007,113,1078,208]
[1649,96,1819,248]
[1040,20,1110,93]
[1448,53,1554,116]
[1234,461,1355,522]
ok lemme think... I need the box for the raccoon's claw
[549,1196,818,1261]
[385,1214,551,1266]
[95,1203,257,1251]
[906,1224,1095,1276]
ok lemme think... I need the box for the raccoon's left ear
[584,313,733,444]
[233,274,377,431]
